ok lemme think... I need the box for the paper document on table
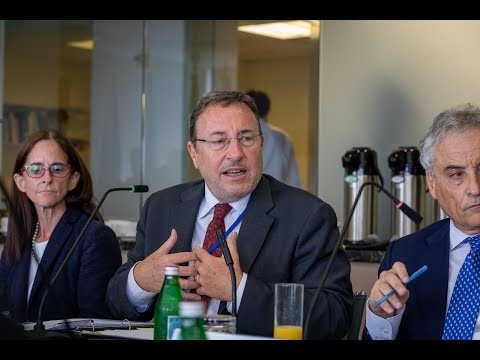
[22,318,153,332]
[83,328,153,340]
[86,328,276,340]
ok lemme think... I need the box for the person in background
[246,89,303,189]
[364,103,480,340]
[107,90,353,339]
[0,130,122,323]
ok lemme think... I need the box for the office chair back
[346,290,367,340]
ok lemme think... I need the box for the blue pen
[374,265,428,307]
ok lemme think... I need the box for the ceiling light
[237,21,315,40]
[66,40,93,50]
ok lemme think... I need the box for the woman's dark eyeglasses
[21,163,71,178]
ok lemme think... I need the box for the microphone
[216,229,237,317]
[34,185,149,335]
[128,185,149,193]
[302,181,422,339]
[373,183,423,225]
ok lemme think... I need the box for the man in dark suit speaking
[106,90,353,339]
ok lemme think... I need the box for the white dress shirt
[125,184,250,315]
[365,219,480,340]
[28,240,48,301]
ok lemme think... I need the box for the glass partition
[1,20,318,224]
[1,20,93,202]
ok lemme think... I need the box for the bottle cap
[179,301,205,317]
[164,266,179,275]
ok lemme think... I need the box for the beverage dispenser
[341,147,380,247]
[388,146,425,241]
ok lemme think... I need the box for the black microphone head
[398,202,423,225]
[378,185,423,225]
[130,185,149,193]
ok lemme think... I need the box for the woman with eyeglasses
[0,129,122,324]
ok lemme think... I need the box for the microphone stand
[302,181,422,340]
[34,185,149,335]
[216,229,236,317]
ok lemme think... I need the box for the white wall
[319,20,480,240]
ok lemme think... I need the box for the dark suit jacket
[0,206,122,322]
[107,175,353,339]
[363,219,450,340]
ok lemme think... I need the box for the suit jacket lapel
[236,176,275,273]
[170,182,205,254]
[28,208,77,304]
[218,176,274,314]
[9,252,31,321]
[167,177,276,272]
[423,221,450,337]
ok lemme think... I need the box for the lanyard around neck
[207,209,245,255]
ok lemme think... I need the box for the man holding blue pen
[365,103,480,340]
[106,90,353,339]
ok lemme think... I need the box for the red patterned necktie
[202,203,232,256]
[198,202,232,304]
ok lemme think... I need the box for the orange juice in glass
[274,325,303,340]
[274,283,304,340]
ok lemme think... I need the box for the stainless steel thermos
[388,146,425,241]
[342,147,380,246]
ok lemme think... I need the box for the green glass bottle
[179,301,207,340]
[153,266,182,340]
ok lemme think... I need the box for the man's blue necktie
[442,234,480,340]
